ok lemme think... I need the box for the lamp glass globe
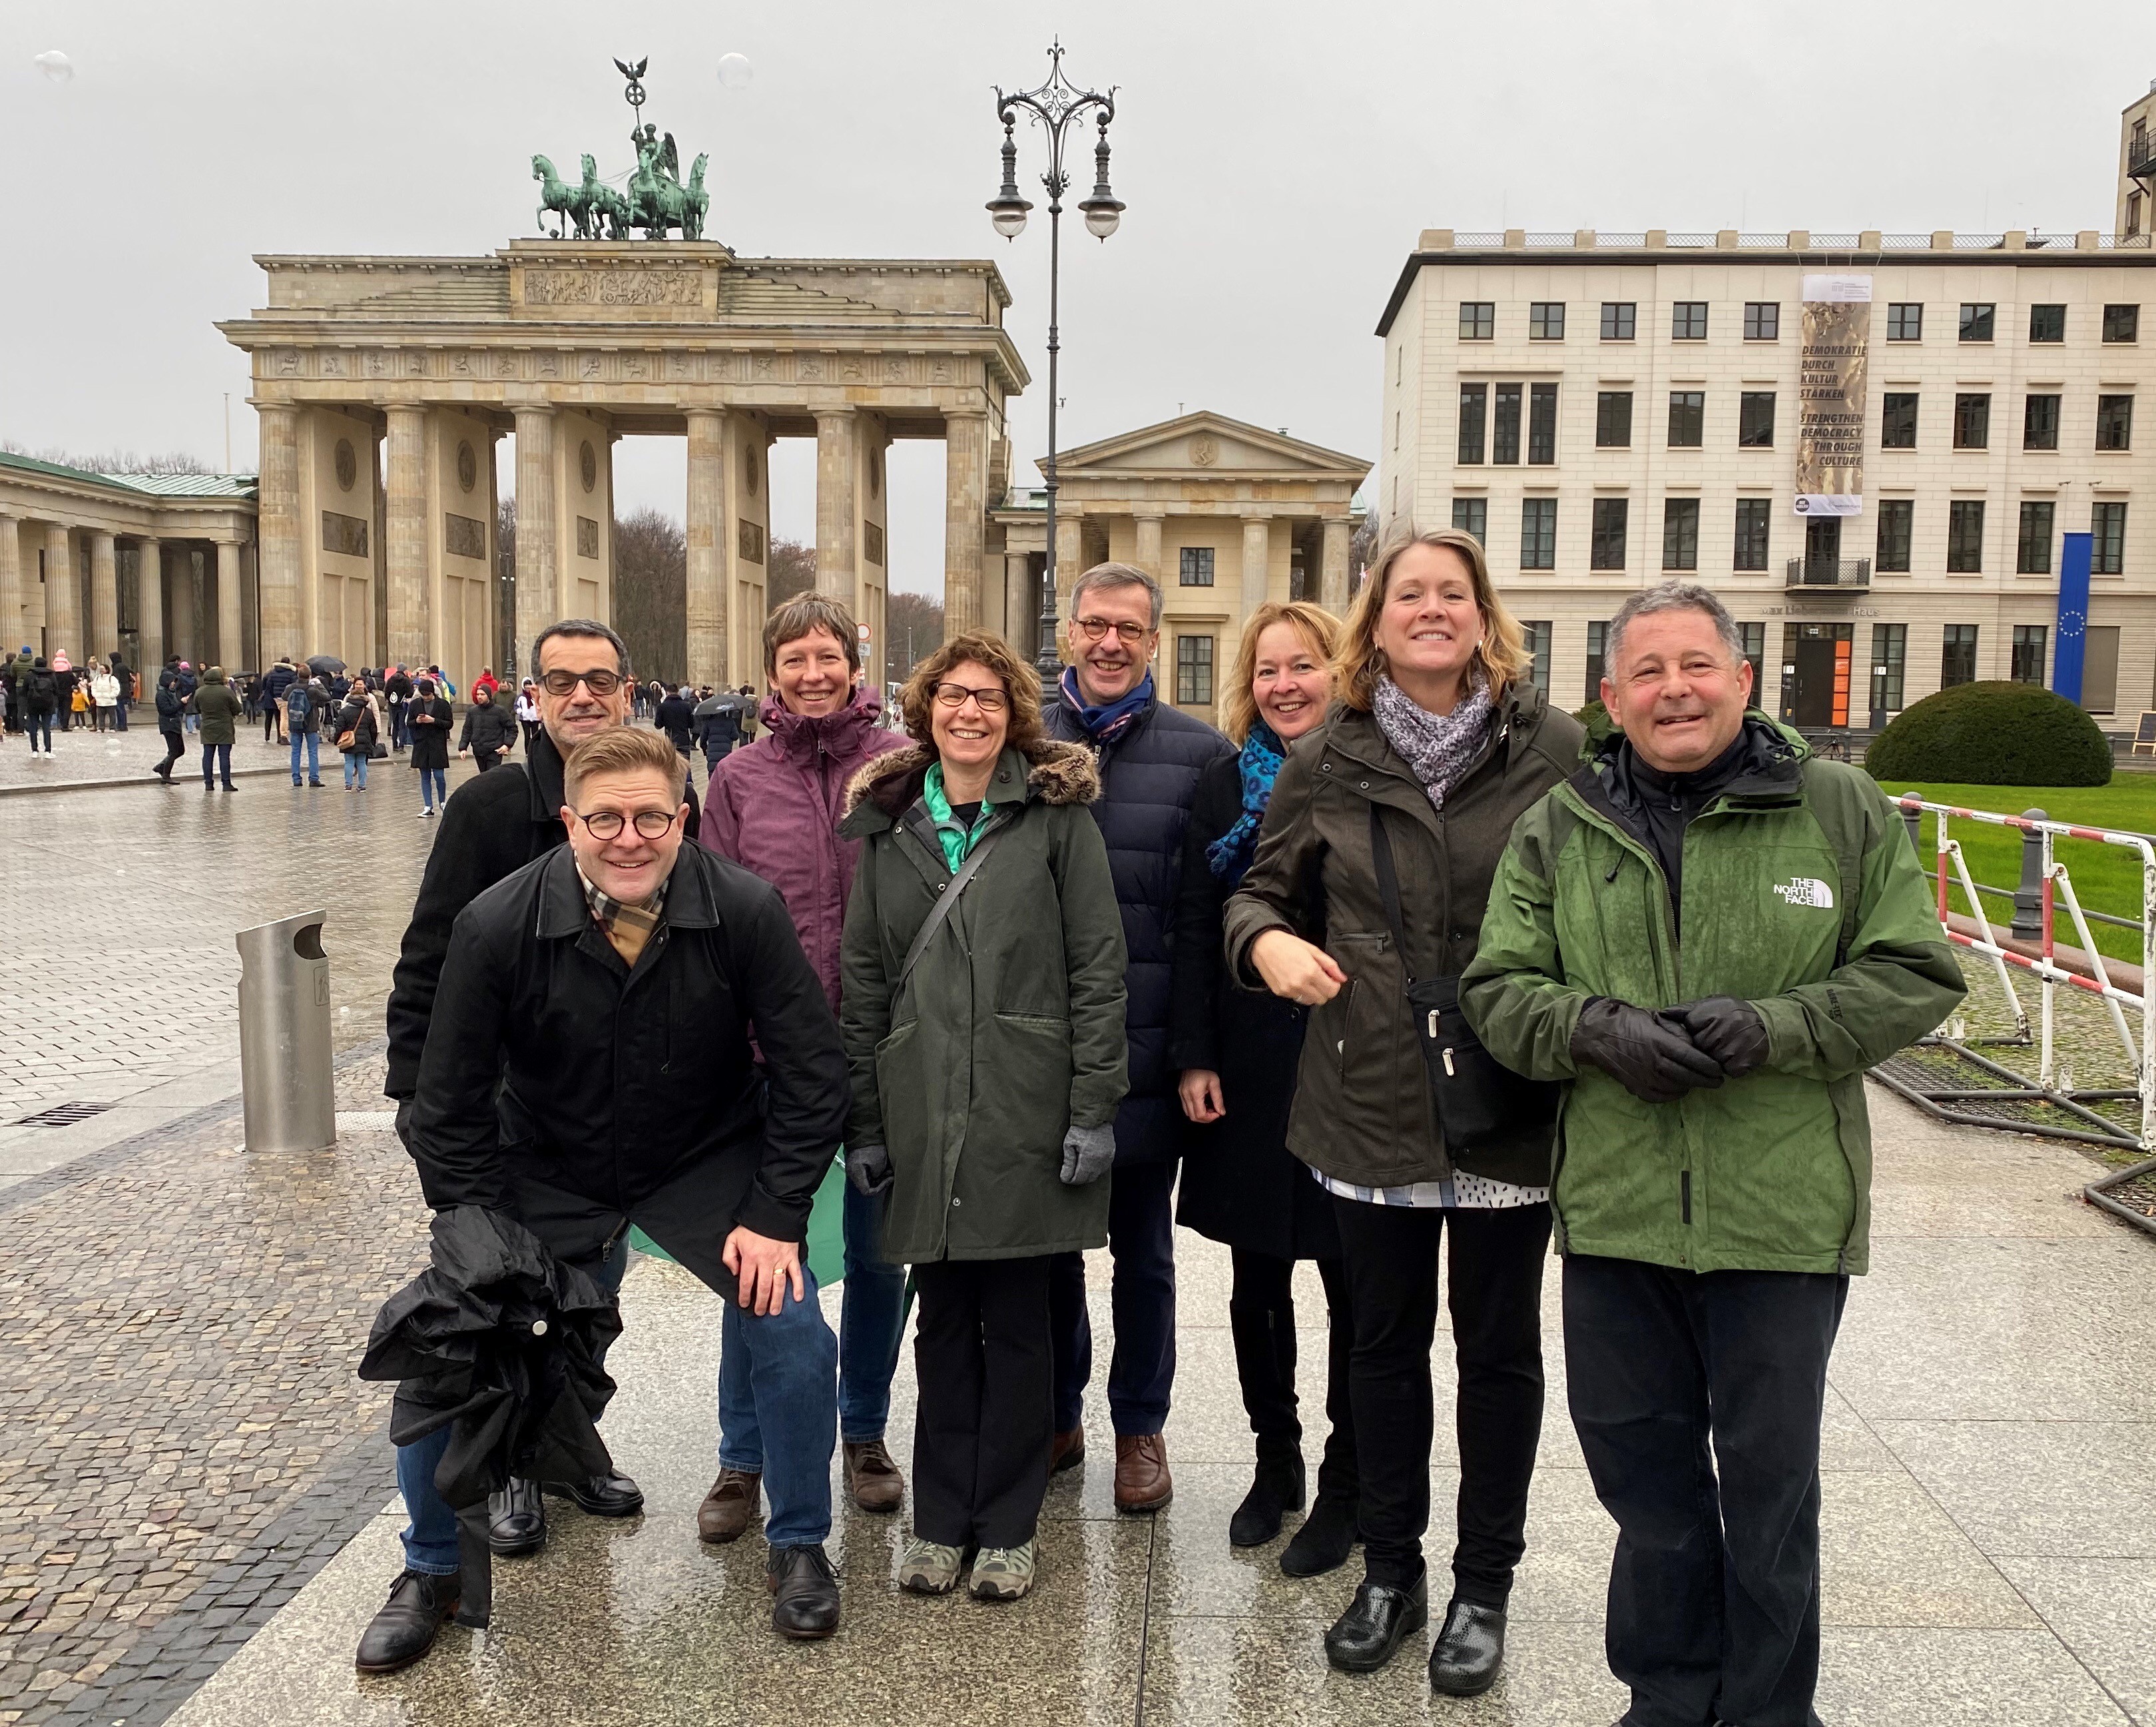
[991,206,1029,239]
[1084,206,1121,240]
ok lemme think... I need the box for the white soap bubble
[716,53,754,90]
[34,50,73,84]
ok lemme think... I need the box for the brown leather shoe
[1114,1433,1173,1513]
[696,1468,761,1544]
[843,1439,904,1513]
[1048,1426,1086,1476]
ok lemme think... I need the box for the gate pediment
[506,241,725,321]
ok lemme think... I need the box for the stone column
[943,412,987,631]
[1240,517,1272,621]
[685,407,728,689]
[1133,514,1165,581]
[44,524,77,653]
[1320,518,1352,615]
[384,404,429,670]
[90,532,118,659]
[1004,550,1033,648]
[0,516,19,651]
[814,410,858,601]
[136,539,162,671]
[513,407,557,659]
[256,406,303,660]
[215,541,243,669]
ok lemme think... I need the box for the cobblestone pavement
[0,723,296,794]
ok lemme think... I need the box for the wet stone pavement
[3,765,2155,1725]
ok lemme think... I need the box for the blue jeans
[419,767,447,810]
[1050,1157,1179,1436]
[25,713,52,751]
[343,751,368,789]
[718,1175,906,1457]
[397,1238,630,1575]
[713,1267,838,1548]
[113,700,128,732]
[289,731,318,783]
[201,741,232,787]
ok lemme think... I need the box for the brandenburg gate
[217,239,1026,690]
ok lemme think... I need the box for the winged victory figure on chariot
[531,58,710,242]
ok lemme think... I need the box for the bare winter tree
[766,537,816,612]
[2,441,218,476]
[612,508,688,684]
[883,591,945,689]
[496,498,518,671]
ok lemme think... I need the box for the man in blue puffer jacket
[1043,562,1233,1513]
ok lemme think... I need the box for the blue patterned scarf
[1207,720,1286,886]
[1060,666,1155,745]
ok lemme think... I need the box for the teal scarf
[923,761,997,872]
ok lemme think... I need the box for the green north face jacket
[1460,717,1964,1276]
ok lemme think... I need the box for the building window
[1876,499,1914,571]
[1947,500,1986,572]
[1519,498,1557,569]
[1529,302,1565,340]
[2097,394,2135,452]
[2082,624,2121,713]
[1175,634,1214,705]
[1457,384,1487,464]
[1662,498,1700,570]
[1743,302,1780,340]
[1872,623,1907,714]
[1527,384,1559,464]
[2028,304,2066,343]
[1452,497,1487,543]
[1601,302,1635,341]
[1733,498,1771,571]
[1671,301,1708,341]
[1595,390,1633,448]
[1585,620,1609,703]
[1179,545,1214,587]
[1959,302,1996,342]
[1882,393,1919,449]
[2024,393,2061,451]
[1667,390,1705,448]
[1738,392,1776,448]
[1459,301,1494,340]
[1942,625,1979,687]
[2016,501,2054,574]
[2103,304,2140,344]
[1492,384,1522,464]
[1590,497,1628,569]
[2093,502,2128,574]
[1739,621,1766,693]
[2011,625,2047,685]
[1521,621,1553,695]
[1886,302,1924,341]
[1953,393,1991,450]
[2131,193,2146,240]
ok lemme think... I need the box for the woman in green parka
[839,629,1127,1606]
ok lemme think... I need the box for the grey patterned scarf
[1372,672,1495,811]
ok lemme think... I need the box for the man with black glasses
[385,619,700,1558]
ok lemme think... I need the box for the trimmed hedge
[1864,681,2111,787]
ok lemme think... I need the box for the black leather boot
[1324,1570,1428,1673]
[487,1478,545,1556]
[1279,1490,1359,1578]
[766,1543,841,1640]
[354,1569,459,1674]
[1228,1448,1306,1548]
[1428,1598,1507,1696]
[547,1471,645,1517]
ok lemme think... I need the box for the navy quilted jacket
[1047,689,1234,1165]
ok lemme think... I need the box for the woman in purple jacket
[696,595,911,1541]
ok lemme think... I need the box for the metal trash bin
[236,910,336,1154]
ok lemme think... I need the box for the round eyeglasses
[572,808,679,841]
[1072,615,1151,645]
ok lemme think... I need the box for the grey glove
[1059,1122,1116,1186]
[845,1142,893,1197]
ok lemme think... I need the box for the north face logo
[1773,876,1835,910]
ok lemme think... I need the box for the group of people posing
[5,647,135,751]
[360,525,1963,1727]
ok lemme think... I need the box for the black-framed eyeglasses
[932,681,1009,712]
[571,807,679,841]
[1072,615,1151,645]
[539,668,624,697]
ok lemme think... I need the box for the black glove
[1569,997,1725,1104]
[845,1142,893,1197]
[1669,997,1771,1078]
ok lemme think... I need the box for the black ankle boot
[1323,1570,1428,1673]
[1279,1489,1358,1578]
[1428,1598,1507,1696]
[1228,1449,1305,1548]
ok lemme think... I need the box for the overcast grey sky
[2,0,2149,595]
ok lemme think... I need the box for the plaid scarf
[579,868,669,968]
[1371,672,1494,812]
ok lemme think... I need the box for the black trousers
[156,731,185,774]
[1563,1253,1848,1727]
[1049,1158,1177,1436]
[912,1255,1054,1551]
[1228,1249,1358,1503]
[1330,1196,1550,1602]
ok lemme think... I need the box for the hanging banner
[1794,274,1871,518]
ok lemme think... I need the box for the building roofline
[0,450,258,501]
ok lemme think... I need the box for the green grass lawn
[1871,777,2156,964]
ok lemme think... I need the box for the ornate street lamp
[989,43,1121,679]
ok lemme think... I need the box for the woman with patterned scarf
[1167,601,1362,1572]
[1222,526,1585,1694]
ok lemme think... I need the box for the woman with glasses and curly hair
[839,630,1128,1604]
[1222,525,1584,1691]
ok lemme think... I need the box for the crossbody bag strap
[1367,801,1416,984]
[895,824,1007,991]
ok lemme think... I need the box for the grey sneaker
[970,1541,1037,1601]
[897,1535,965,1595]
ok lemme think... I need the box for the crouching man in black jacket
[357,726,851,1674]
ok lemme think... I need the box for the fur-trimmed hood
[840,737,1099,833]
